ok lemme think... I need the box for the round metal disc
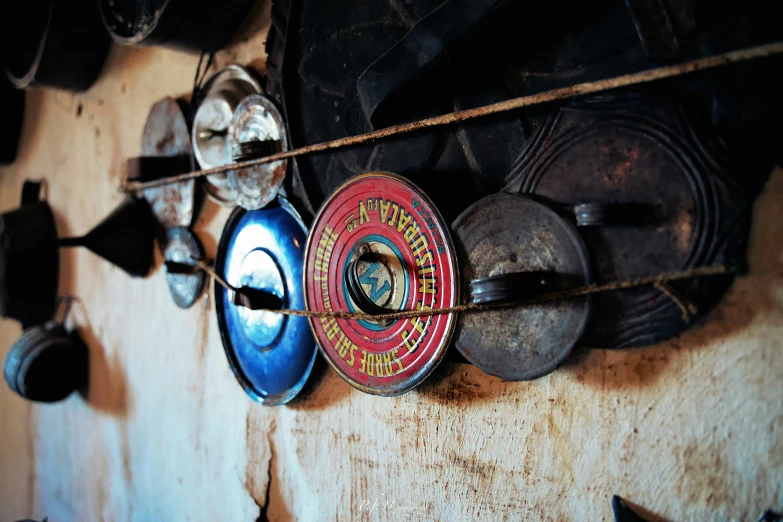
[215,197,316,405]
[452,193,592,381]
[226,95,288,210]
[303,172,459,396]
[141,98,196,228]
[164,227,206,309]
[192,65,263,206]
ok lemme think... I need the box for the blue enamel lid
[215,197,316,405]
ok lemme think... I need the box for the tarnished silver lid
[226,94,289,210]
[192,65,262,206]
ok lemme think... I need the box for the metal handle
[166,260,283,311]
[469,271,558,305]
[231,139,281,162]
[573,203,657,227]
[345,251,395,316]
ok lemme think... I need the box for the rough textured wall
[1,6,782,521]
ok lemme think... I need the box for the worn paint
[1,12,783,522]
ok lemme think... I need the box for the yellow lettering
[379,200,391,223]
[397,208,412,233]
[387,203,399,227]
[392,348,404,374]
[418,275,437,294]
[403,223,421,243]
[358,200,369,225]
[416,251,433,266]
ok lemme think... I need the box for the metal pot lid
[192,65,263,206]
[226,94,289,210]
[163,227,206,309]
[504,95,751,348]
[141,98,196,228]
[452,193,592,381]
[303,172,459,396]
[215,197,317,405]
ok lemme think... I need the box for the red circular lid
[304,172,459,396]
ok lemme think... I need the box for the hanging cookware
[226,94,288,210]
[98,0,258,52]
[3,299,88,403]
[134,97,198,229]
[1,37,25,164]
[303,172,459,396]
[452,193,592,380]
[191,65,263,205]
[163,227,206,308]
[4,0,110,91]
[215,197,317,405]
[504,93,752,348]
[0,181,59,328]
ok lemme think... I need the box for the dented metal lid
[226,94,289,210]
[215,197,316,405]
[192,65,263,206]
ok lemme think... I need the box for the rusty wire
[123,42,783,192]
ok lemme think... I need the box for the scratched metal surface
[1,6,783,520]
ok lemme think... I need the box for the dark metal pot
[3,0,111,91]
[0,183,59,328]
[98,0,258,52]
[1,39,25,163]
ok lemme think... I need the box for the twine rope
[205,264,736,321]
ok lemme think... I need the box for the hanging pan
[4,0,111,91]
[98,0,259,52]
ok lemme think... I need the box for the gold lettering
[391,348,404,374]
[403,223,421,243]
[379,200,391,223]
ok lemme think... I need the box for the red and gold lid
[303,172,459,396]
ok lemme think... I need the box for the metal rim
[214,196,316,405]
[226,94,289,210]
[4,1,53,88]
[452,193,593,380]
[192,65,263,206]
[163,227,206,309]
[98,0,171,46]
[303,171,459,396]
[141,97,197,228]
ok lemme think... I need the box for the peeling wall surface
[1,8,782,522]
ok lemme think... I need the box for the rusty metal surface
[505,92,753,348]
[140,98,196,228]
[227,95,288,210]
[192,65,262,206]
[452,193,592,381]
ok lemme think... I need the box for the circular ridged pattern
[227,95,288,210]
[192,65,263,206]
[164,227,206,309]
[303,172,458,396]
